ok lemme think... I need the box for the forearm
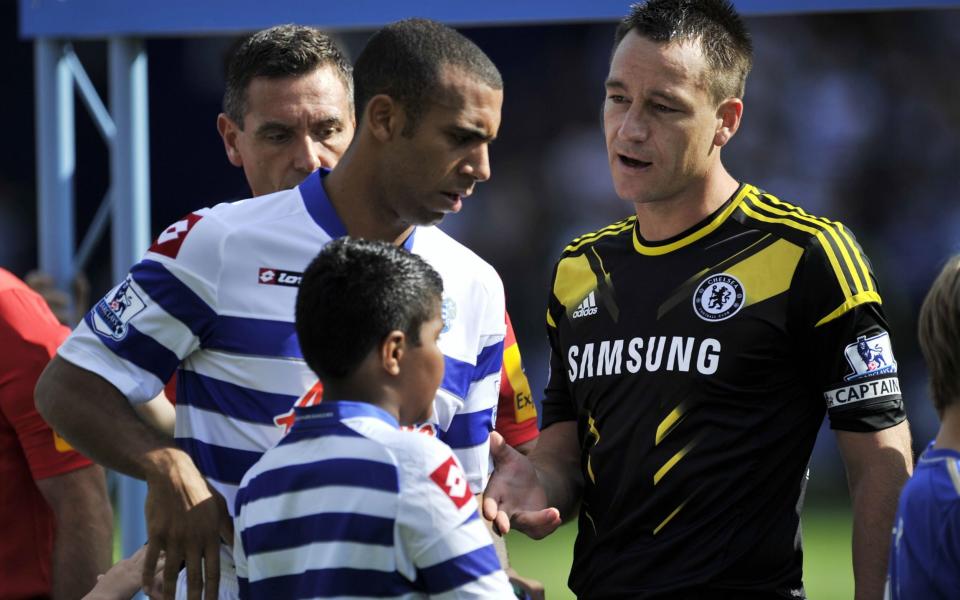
[37,465,114,600]
[529,422,582,520]
[531,457,581,520]
[849,461,910,600]
[36,356,184,479]
[838,422,913,600]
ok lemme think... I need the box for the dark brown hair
[918,255,960,413]
[614,0,753,102]
[223,24,353,128]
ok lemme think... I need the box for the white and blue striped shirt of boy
[234,401,513,599]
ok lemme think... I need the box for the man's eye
[608,95,628,104]
[264,132,290,143]
[653,103,677,113]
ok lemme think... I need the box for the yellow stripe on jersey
[654,236,771,320]
[655,403,687,446]
[653,500,689,535]
[751,192,873,296]
[565,217,635,254]
[591,246,610,278]
[726,238,804,307]
[546,308,556,329]
[761,192,874,294]
[738,197,854,301]
[653,437,699,485]
[586,414,601,484]
[632,185,751,256]
[554,254,599,315]
[815,291,883,327]
[584,510,598,535]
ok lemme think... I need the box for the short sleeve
[57,210,222,404]
[395,436,511,597]
[495,311,539,447]
[791,231,905,432]
[0,287,92,480]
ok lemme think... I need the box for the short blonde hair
[918,255,960,413]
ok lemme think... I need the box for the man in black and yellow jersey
[482,1,913,598]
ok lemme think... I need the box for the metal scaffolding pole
[108,36,151,561]
[34,39,75,291]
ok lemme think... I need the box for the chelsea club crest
[693,273,745,322]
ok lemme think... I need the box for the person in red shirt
[0,268,113,599]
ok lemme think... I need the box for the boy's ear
[380,330,406,376]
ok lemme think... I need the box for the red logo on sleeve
[429,456,472,509]
[149,213,203,259]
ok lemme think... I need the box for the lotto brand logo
[258,268,303,287]
[429,456,472,509]
[572,291,598,319]
[149,213,203,259]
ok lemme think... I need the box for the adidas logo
[572,291,599,319]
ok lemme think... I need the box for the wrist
[142,446,197,484]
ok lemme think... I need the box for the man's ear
[217,113,245,167]
[380,330,406,376]
[363,94,403,142]
[713,97,743,148]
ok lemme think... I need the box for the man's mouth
[619,154,651,169]
[441,192,464,212]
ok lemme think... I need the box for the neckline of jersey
[293,400,399,430]
[297,168,417,251]
[632,183,752,256]
[920,440,960,464]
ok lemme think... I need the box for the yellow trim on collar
[632,185,752,256]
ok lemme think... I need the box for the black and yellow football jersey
[542,183,905,599]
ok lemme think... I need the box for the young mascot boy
[233,238,513,599]
[886,256,960,598]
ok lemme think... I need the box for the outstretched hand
[82,545,164,600]
[142,457,233,600]
[482,431,562,539]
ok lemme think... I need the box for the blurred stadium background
[7,1,960,597]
